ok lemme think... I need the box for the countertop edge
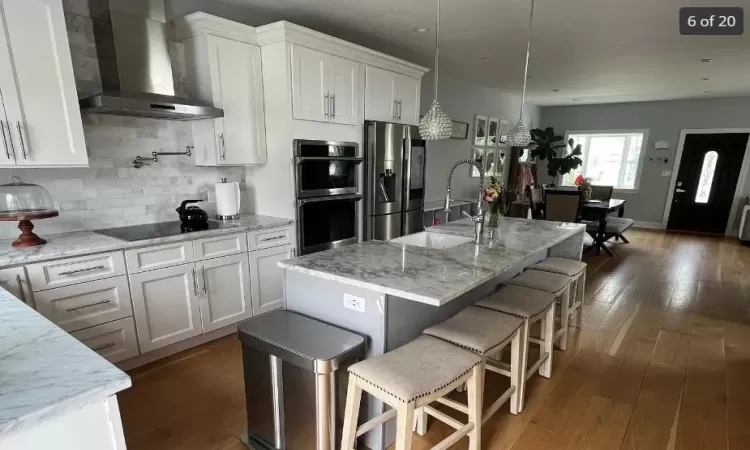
[0,216,294,268]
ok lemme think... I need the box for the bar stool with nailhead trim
[341,335,484,450]
[475,285,557,412]
[528,257,587,327]
[414,305,524,436]
[504,269,572,350]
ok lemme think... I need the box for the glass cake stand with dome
[0,177,59,247]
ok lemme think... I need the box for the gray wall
[421,72,541,202]
[542,97,750,227]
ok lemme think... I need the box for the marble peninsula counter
[0,287,130,446]
[279,217,585,450]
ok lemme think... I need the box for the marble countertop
[0,214,293,267]
[0,287,131,437]
[279,217,586,306]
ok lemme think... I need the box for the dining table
[583,198,627,256]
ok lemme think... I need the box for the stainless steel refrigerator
[364,121,426,241]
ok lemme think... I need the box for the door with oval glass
[667,132,749,233]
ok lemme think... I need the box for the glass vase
[487,210,502,228]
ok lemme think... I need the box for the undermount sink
[390,232,472,249]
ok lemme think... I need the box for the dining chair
[544,190,583,223]
[527,185,544,219]
[590,185,614,201]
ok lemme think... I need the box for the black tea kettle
[176,200,209,230]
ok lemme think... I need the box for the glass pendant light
[507,0,536,147]
[419,0,453,140]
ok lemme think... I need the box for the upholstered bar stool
[475,285,556,412]
[504,269,572,350]
[417,305,524,434]
[341,336,484,450]
[529,258,587,326]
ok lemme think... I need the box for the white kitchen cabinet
[0,0,87,167]
[177,14,267,166]
[248,244,294,315]
[197,253,253,332]
[71,317,140,364]
[0,266,31,306]
[364,65,420,126]
[129,264,203,353]
[291,45,359,126]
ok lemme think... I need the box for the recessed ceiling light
[704,90,712,94]
[699,58,713,63]
[481,57,491,62]
[527,75,532,79]
[552,89,559,92]
[701,77,711,81]
[413,27,428,33]
[572,98,580,102]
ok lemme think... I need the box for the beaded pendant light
[419,0,453,140]
[507,0,536,147]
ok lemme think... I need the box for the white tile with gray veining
[0,215,293,267]
[279,218,586,306]
[0,287,131,437]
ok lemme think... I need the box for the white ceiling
[169,0,750,106]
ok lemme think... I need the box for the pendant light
[419,0,453,140]
[506,0,536,147]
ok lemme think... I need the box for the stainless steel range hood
[79,0,223,120]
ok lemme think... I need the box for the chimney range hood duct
[79,0,223,120]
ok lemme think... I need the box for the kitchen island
[279,217,586,449]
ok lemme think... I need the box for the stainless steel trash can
[238,310,365,450]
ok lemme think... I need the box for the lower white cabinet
[248,244,293,315]
[197,253,253,332]
[129,264,203,353]
[0,266,31,306]
[71,317,139,364]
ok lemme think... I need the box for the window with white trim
[562,131,647,190]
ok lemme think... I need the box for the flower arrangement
[574,175,592,200]
[484,176,511,227]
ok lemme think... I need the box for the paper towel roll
[215,182,240,218]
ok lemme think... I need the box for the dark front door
[667,133,749,234]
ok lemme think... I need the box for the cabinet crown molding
[170,12,259,45]
[257,21,428,79]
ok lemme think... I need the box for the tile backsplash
[0,10,244,240]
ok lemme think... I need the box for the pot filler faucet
[445,158,485,244]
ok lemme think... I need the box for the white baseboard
[632,221,664,230]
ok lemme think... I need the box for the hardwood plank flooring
[117,230,750,449]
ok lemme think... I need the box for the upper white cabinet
[291,45,359,126]
[365,66,420,126]
[0,0,88,167]
[173,13,267,166]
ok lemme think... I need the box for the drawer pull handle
[16,274,26,304]
[59,265,106,276]
[92,342,116,352]
[261,235,286,242]
[66,300,111,312]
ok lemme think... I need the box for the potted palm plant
[528,127,583,186]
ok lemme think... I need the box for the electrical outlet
[661,170,672,177]
[343,293,366,313]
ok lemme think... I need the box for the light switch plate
[661,170,672,177]
[343,293,366,313]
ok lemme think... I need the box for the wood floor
[118,230,750,450]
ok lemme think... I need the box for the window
[695,150,718,204]
[562,131,647,190]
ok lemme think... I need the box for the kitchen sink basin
[389,232,472,249]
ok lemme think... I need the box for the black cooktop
[94,221,222,242]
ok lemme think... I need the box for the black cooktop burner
[94,221,221,242]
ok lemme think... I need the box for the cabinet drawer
[71,317,140,364]
[34,276,133,333]
[247,226,294,250]
[194,233,247,260]
[27,252,126,291]
[125,242,195,273]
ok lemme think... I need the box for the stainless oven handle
[298,194,363,205]
[295,156,363,163]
